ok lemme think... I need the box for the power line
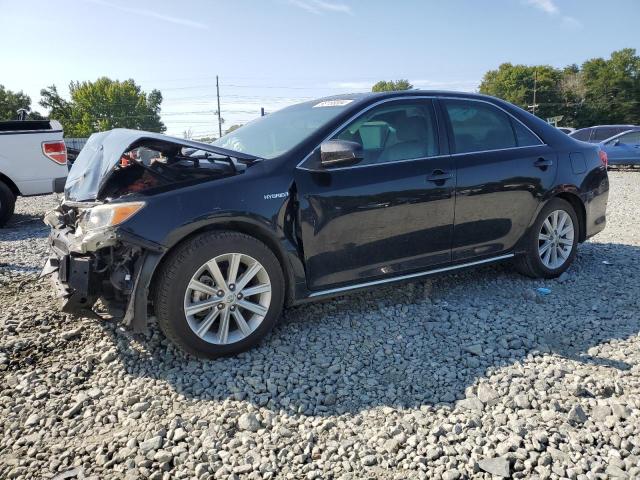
[222,83,342,90]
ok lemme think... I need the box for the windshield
[212,98,358,159]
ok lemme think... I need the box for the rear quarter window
[591,127,618,142]
[570,128,591,141]
[512,120,542,147]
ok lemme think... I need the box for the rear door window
[443,100,517,153]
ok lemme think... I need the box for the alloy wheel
[183,253,271,345]
[538,209,574,269]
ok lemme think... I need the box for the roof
[306,90,494,112]
[315,89,484,101]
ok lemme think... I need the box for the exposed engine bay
[100,140,245,199]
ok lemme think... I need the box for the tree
[0,85,44,120]
[479,63,564,120]
[225,124,242,134]
[578,48,640,126]
[40,77,166,137]
[194,135,216,143]
[372,80,413,92]
[557,64,584,126]
[478,49,640,127]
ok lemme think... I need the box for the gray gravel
[1,172,639,479]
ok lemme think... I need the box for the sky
[0,0,638,138]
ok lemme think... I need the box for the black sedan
[43,91,609,358]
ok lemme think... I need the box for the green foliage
[194,135,216,143]
[479,64,564,120]
[225,124,242,134]
[40,77,165,137]
[579,48,640,126]
[372,80,413,92]
[0,85,43,120]
[479,49,640,127]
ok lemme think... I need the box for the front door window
[331,101,439,166]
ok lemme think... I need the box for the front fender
[124,210,305,332]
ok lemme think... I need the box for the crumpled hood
[64,129,247,202]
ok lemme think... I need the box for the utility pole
[260,107,265,117]
[532,69,537,116]
[528,69,539,116]
[216,75,222,138]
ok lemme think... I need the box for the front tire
[0,181,16,227]
[515,198,579,279]
[154,231,285,358]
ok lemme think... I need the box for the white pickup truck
[0,120,68,226]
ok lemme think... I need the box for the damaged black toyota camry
[43,91,609,358]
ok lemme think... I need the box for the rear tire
[154,231,285,358]
[0,181,16,227]
[514,198,579,279]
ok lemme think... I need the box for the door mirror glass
[320,139,363,168]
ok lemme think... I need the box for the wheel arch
[148,219,298,311]
[0,172,20,197]
[553,191,586,243]
[516,188,587,255]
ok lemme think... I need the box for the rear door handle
[534,158,553,169]
[427,169,454,182]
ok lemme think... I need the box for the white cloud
[411,79,480,91]
[561,16,583,29]
[524,0,582,28]
[286,0,352,15]
[326,81,372,90]
[526,0,558,14]
[84,0,208,29]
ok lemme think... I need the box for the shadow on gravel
[101,240,640,416]
[0,213,49,240]
[0,263,42,274]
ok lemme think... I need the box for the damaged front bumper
[42,220,166,332]
[42,249,94,313]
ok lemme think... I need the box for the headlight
[77,201,145,233]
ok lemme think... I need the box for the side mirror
[613,138,621,146]
[320,140,363,169]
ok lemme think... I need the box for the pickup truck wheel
[154,231,285,358]
[0,180,16,227]
[514,198,578,279]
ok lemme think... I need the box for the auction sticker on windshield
[313,99,353,108]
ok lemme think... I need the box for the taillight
[598,149,608,168]
[42,141,67,165]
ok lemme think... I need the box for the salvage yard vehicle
[42,91,609,358]
[599,129,640,166]
[569,125,638,143]
[0,120,68,226]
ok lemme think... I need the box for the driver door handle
[534,158,553,169]
[427,169,454,183]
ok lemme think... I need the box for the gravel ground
[1,172,639,480]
